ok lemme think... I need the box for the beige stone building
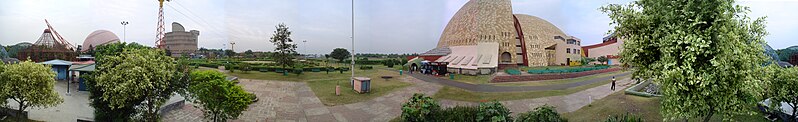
[582,33,624,65]
[163,22,199,57]
[426,0,582,75]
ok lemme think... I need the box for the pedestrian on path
[611,76,616,91]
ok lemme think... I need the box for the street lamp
[121,21,129,42]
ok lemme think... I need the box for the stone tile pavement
[162,76,633,121]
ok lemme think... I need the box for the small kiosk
[352,77,371,93]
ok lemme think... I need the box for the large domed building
[82,30,120,52]
[418,0,582,75]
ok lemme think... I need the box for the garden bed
[624,80,661,97]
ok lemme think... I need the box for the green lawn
[433,74,631,102]
[491,71,628,86]
[218,65,412,106]
[307,74,411,106]
[444,74,493,84]
[563,92,770,122]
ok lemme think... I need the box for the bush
[360,65,373,70]
[477,101,513,122]
[401,93,440,122]
[604,113,643,122]
[516,105,566,122]
[432,106,479,122]
[293,68,303,76]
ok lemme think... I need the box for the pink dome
[82,30,120,52]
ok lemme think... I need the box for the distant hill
[3,42,32,58]
[776,45,798,62]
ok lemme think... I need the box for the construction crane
[44,19,76,51]
[155,0,171,49]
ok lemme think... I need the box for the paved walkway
[162,76,442,122]
[406,71,631,92]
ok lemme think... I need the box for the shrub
[432,106,479,122]
[293,68,303,76]
[604,113,643,122]
[477,101,513,122]
[401,93,440,122]
[515,105,566,122]
[360,65,373,70]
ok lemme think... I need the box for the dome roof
[82,30,120,52]
[514,14,566,36]
[437,0,514,48]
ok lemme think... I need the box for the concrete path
[4,81,94,122]
[406,71,631,92]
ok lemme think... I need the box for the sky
[1,0,796,54]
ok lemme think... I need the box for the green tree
[239,62,251,73]
[94,47,180,121]
[87,42,150,121]
[269,23,297,69]
[244,49,254,58]
[330,48,350,63]
[0,61,64,118]
[596,56,608,65]
[224,49,236,57]
[581,57,596,65]
[601,0,768,121]
[765,65,798,120]
[188,70,256,122]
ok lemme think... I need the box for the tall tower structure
[155,0,170,48]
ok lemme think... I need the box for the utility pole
[121,21,129,42]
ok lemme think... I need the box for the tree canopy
[0,61,63,116]
[94,45,181,121]
[763,65,798,120]
[601,0,768,121]
[188,70,256,121]
[87,42,151,121]
[330,48,351,63]
[269,23,297,69]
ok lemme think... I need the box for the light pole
[302,40,307,57]
[121,21,129,42]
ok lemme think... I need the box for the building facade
[582,33,623,65]
[428,0,581,75]
[163,22,199,57]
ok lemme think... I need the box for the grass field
[491,71,628,86]
[432,74,631,102]
[445,74,493,84]
[563,92,770,122]
[217,65,412,106]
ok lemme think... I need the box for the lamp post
[121,21,129,42]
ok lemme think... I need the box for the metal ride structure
[45,19,77,51]
[16,20,78,62]
[155,0,171,49]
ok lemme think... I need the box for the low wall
[0,107,27,119]
[624,80,662,97]
[490,68,621,82]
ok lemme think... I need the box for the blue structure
[69,64,95,91]
[39,59,73,80]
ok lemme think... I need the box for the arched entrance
[411,63,418,72]
[501,52,512,63]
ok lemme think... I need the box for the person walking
[610,76,615,91]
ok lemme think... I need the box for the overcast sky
[1,0,796,54]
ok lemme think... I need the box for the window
[566,48,570,53]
